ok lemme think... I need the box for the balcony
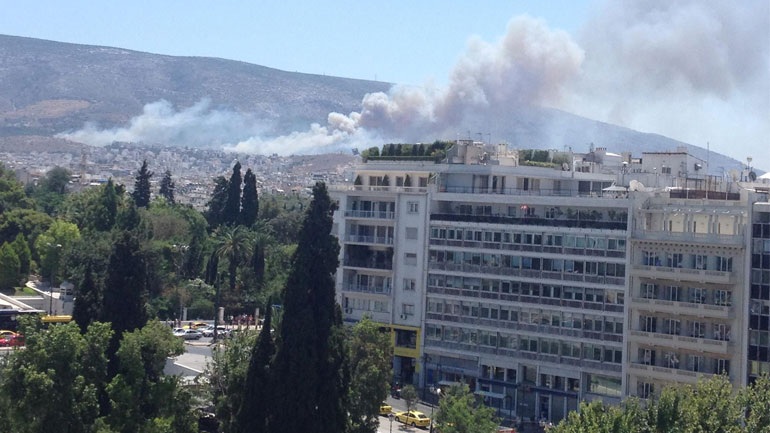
[343,210,395,220]
[343,258,393,271]
[628,330,730,354]
[430,213,627,231]
[429,238,626,259]
[631,264,734,285]
[343,284,392,295]
[632,229,744,246]
[428,262,626,287]
[627,362,718,383]
[346,234,394,245]
[628,297,731,319]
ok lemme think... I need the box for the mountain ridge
[0,34,747,173]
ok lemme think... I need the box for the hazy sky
[2,1,769,168]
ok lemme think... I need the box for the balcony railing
[428,262,626,287]
[631,229,744,245]
[343,259,393,270]
[343,284,392,295]
[427,285,625,314]
[631,264,734,284]
[429,238,626,258]
[437,185,628,199]
[431,213,628,231]
[344,210,395,219]
[629,296,731,319]
[346,235,394,245]
[628,330,730,354]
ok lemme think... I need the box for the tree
[72,261,102,332]
[401,385,419,416]
[205,176,229,229]
[270,182,346,433]
[102,230,150,379]
[209,326,259,433]
[131,160,153,208]
[159,169,176,204]
[32,166,72,214]
[434,384,498,433]
[240,168,259,227]
[0,243,20,291]
[34,219,81,285]
[10,233,31,279]
[104,321,194,433]
[0,163,33,213]
[347,317,393,433]
[94,178,120,231]
[214,225,254,317]
[250,228,273,290]
[236,300,275,433]
[224,161,243,226]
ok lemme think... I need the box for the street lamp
[429,386,441,433]
[388,413,394,433]
[46,243,62,315]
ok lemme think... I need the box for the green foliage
[34,219,81,283]
[0,242,21,291]
[208,328,259,433]
[0,163,33,213]
[240,168,259,227]
[0,319,112,433]
[434,384,498,433]
[0,208,53,250]
[270,182,347,433]
[551,375,769,433]
[132,160,154,208]
[236,302,275,433]
[205,176,229,230]
[401,384,419,414]
[224,161,243,227]
[105,321,193,433]
[347,317,393,433]
[11,233,31,278]
[159,170,175,204]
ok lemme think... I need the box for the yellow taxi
[379,403,392,416]
[395,410,431,428]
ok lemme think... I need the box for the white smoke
[58,2,768,163]
[565,0,769,162]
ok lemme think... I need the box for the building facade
[331,141,768,424]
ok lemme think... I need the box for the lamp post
[46,243,62,315]
[388,413,394,433]
[429,386,441,433]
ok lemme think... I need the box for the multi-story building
[330,140,768,424]
[750,201,770,383]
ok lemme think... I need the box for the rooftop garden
[360,140,453,163]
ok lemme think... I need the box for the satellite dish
[629,180,644,192]
[749,171,757,181]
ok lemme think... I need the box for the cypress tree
[102,231,149,377]
[131,160,153,208]
[94,179,118,232]
[159,170,175,204]
[224,161,242,226]
[240,169,259,227]
[237,303,275,433]
[270,182,346,433]
[72,261,102,332]
[205,176,229,229]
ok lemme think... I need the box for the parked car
[174,328,202,340]
[201,326,230,338]
[395,411,431,428]
[379,403,392,416]
[0,330,23,347]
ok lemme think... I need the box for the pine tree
[159,170,175,204]
[240,168,259,227]
[270,182,346,433]
[205,176,229,229]
[224,161,243,226]
[94,179,119,231]
[131,160,153,208]
[237,302,275,433]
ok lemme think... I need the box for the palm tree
[213,225,254,296]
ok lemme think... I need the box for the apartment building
[330,141,768,424]
[750,201,770,383]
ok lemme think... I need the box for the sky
[2,1,769,168]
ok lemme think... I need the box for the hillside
[0,34,745,173]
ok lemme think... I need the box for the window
[407,201,419,214]
[695,254,708,270]
[639,348,655,365]
[641,316,657,333]
[715,359,730,374]
[664,352,680,369]
[663,318,680,335]
[717,256,733,272]
[715,289,732,306]
[405,227,418,240]
[665,285,682,302]
[687,355,704,372]
[690,287,706,304]
[404,253,417,266]
[637,381,654,399]
[690,321,705,338]
[667,253,683,268]
[403,278,416,291]
[714,324,729,341]
[642,283,658,299]
[401,304,415,316]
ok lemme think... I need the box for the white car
[202,326,231,338]
[174,328,202,340]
